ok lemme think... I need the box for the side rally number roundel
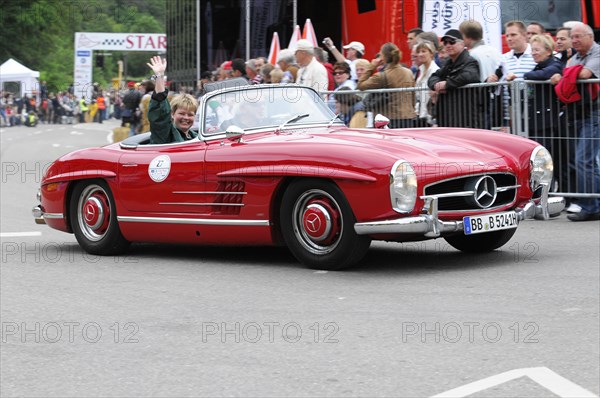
[148,155,171,182]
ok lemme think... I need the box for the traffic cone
[302,18,318,47]
[267,32,280,65]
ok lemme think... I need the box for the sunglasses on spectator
[442,39,459,45]
[333,71,347,75]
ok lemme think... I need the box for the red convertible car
[33,85,564,270]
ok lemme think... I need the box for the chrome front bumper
[354,188,565,238]
[32,205,64,225]
[32,205,46,224]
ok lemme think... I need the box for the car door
[118,141,209,214]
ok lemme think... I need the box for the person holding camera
[323,37,365,83]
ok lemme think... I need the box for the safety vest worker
[96,96,106,110]
[79,98,88,112]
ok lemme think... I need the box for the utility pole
[117,60,123,89]
[123,53,128,83]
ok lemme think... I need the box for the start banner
[74,32,166,99]
[75,32,167,52]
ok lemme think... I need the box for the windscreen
[202,86,336,136]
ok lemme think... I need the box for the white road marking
[33,131,42,135]
[107,131,114,143]
[314,270,328,274]
[432,367,598,398]
[0,232,42,238]
[70,131,84,135]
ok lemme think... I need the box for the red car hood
[328,127,506,163]
[243,126,529,165]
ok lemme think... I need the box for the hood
[228,126,538,181]
[242,126,518,164]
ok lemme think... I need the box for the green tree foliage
[0,0,165,92]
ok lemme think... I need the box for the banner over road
[74,32,167,99]
[75,32,167,52]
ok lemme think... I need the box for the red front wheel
[70,180,129,255]
[280,179,371,270]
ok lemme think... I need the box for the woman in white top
[354,59,374,126]
[328,62,356,112]
[414,41,440,126]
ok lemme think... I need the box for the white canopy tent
[0,58,40,100]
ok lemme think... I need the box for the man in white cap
[295,39,329,94]
[322,38,365,83]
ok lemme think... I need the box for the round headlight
[390,160,417,213]
[530,146,553,191]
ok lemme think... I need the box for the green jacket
[148,90,198,144]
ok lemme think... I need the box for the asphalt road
[1,121,598,397]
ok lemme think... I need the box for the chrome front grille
[423,173,518,212]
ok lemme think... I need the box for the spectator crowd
[1,82,116,128]
[187,20,598,221]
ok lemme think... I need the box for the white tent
[0,58,40,100]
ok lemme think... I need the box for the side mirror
[374,114,390,129]
[225,125,245,141]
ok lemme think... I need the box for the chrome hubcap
[293,190,342,255]
[77,185,111,242]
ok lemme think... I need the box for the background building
[166,0,342,90]
[167,0,600,91]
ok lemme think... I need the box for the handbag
[362,70,390,112]
[121,108,133,118]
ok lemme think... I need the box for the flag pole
[292,0,297,29]
[196,0,201,81]
[245,0,250,60]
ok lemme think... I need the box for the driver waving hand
[147,56,199,144]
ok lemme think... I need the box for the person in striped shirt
[487,21,537,129]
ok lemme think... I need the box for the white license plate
[463,211,518,235]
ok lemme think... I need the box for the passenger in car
[218,100,268,131]
[147,56,199,144]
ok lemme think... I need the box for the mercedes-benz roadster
[33,85,564,270]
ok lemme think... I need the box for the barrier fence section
[323,79,600,199]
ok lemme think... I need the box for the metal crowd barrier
[322,79,600,198]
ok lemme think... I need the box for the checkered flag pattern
[102,38,125,46]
